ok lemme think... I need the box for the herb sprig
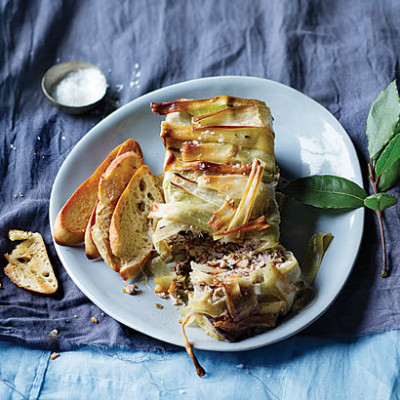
[280,81,400,277]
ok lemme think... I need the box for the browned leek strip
[178,160,252,176]
[222,281,259,322]
[181,141,238,163]
[160,122,191,146]
[161,122,273,152]
[151,95,262,116]
[181,315,206,377]
[214,215,270,235]
[198,174,250,197]
[170,178,225,207]
[270,263,300,295]
[208,200,237,232]
[164,150,253,174]
[220,158,265,239]
[192,105,271,128]
[173,145,270,169]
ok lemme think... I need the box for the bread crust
[91,151,144,271]
[53,139,143,246]
[4,230,58,294]
[84,201,100,259]
[109,165,164,280]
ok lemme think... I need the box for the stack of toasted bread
[53,139,163,280]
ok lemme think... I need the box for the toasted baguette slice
[4,230,58,294]
[110,165,164,280]
[84,201,100,259]
[91,151,144,271]
[53,139,143,246]
[117,138,144,159]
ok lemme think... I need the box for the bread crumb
[19,192,24,197]
[50,352,60,360]
[155,303,164,310]
[49,329,58,340]
[101,312,105,317]
[154,285,169,299]
[91,317,98,324]
[123,282,139,295]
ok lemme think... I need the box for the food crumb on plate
[155,303,164,310]
[123,282,139,295]
[91,317,98,324]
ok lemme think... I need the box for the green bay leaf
[364,193,398,211]
[378,158,400,191]
[279,175,367,209]
[375,134,400,177]
[366,80,400,160]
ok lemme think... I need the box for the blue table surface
[1,330,399,400]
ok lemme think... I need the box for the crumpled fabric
[1,331,400,400]
[0,0,400,351]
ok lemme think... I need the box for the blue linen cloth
[1,0,400,352]
[1,331,400,399]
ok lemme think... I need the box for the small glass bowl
[41,61,108,115]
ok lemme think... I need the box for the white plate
[50,76,364,351]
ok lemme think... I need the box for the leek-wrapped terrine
[149,96,304,342]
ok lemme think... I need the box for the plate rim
[49,75,364,352]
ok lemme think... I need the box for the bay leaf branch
[366,80,400,160]
[279,175,367,209]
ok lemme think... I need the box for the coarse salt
[52,68,106,107]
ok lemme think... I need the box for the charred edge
[209,314,279,342]
[151,101,182,115]
[173,173,197,184]
[164,152,177,170]
[215,216,270,236]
